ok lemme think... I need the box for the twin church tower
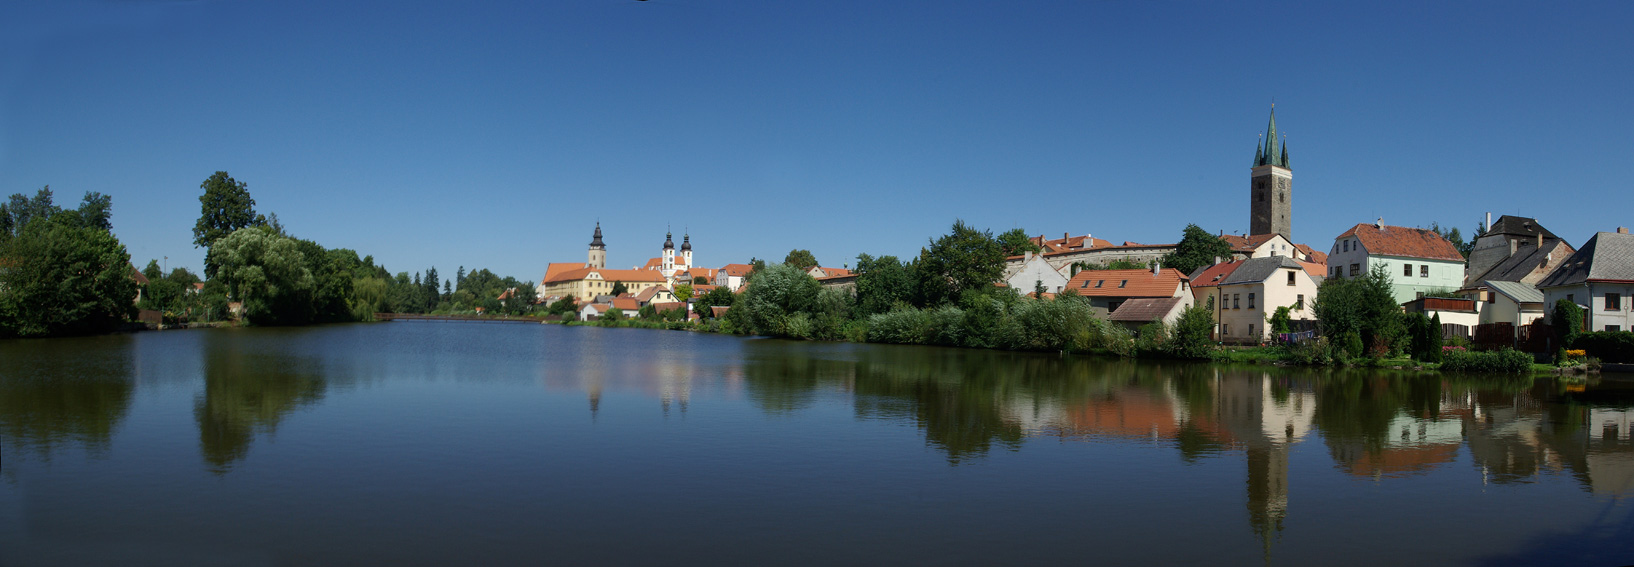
[1249,107,1293,240]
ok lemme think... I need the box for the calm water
[2,323,1632,566]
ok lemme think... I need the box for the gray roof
[1537,231,1634,288]
[1109,297,1183,322]
[1219,256,1304,286]
[1484,280,1544,304]
[1484,215,1560,241]
[1468,240,1571,284]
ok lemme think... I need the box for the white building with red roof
[1326,219,1467,304]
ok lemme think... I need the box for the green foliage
[1439,349,1533,373]
[3,187,64,241]
[916,219,1005,307]
[1552,299,1584,348]
[600,307,624,324]
[1161,224,1233,276]
[1341,331,1364,359]
[693,276,709,285]
[1572,331,1634,363]
[547,295,579,315]
[1100,324,1136,358]
[694,286,736,318]
[854,254,916,317]
[1430,221,1477,259]
[1165,305,1217,359]
[1269,306,1292,334]
[0,215,138,337]
[1136,321,1168,353]
[193,172,265,276]
[996,227,1042,257]
[1405,312,1444,362]
[207,227,317,326]
[1313,264,1402,357]
[1075,259,1146,272]
[1288,337,1337,366]
[733,263,821,338]
[673,284,693,303]
[783,249,819,272]
[609,281,628,296]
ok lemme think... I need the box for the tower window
[1280,191,1285,203]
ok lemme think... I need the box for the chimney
[1509,239,1518,255]
[1485,212,1492,234]
[1214,256,1221,266]
[1619,227,1630,234]
[1536,233,1543,248]
[1375,217,1384,230]
[1064,232,1070,242]
[1153,262,1160,276]
[1023,250,1033,262]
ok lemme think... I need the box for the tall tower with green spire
[1250,106,1293,239]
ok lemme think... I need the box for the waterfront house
[1464,215,1575,288]
[1537,228,1634,332]
[634,286,676,306]
[540,264,668,302]
[1187,259,1242,338]
[1063,266,1192,320]
[1005,251,1070,295]
[578,303,610,321]
[715,263,754,292]
[1219,233,1300,261]
[1401,296,1481,330]
[1470,280,1546,327]
[1209,256,1324,344]
[1325,220,1466,304]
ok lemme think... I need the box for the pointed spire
[1279,137,1289,169]
[589,222,605,248]
[1254,137,1264,166]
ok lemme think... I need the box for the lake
[2,322,1631,566]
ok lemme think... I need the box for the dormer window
[1118,280,1128,288]
[1095,280,1104,288]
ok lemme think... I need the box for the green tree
[193,172,265,276]
[916,220,1005,307]
[1553,299,1584,348]
[76,192,113,231]
[1166,305,1218,359]
[854,254,916,317]
[997,227,1042,257]
[728,263,820,337]
[547,295,579,316]
[693,276,709,285]
[784,249,819,272]
[206,227,316,326]
[0,215,138,337]
[694,286,736,318]
[1161,224,1233,276]
[1269,306,1293,334]
[1312,264,1402,356]
[609,281,628,296]
[674,284,694,303]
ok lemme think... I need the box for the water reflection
[736,341,1634,551]
[194,333,327,473]
[0,337,135,460]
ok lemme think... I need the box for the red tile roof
[1297,260,1326,278]
[692,284,719,293]
[1064,268,1189,298]
[1294,244,1328,265]
[719,263,754,277]
[542,262,589,284]
[1219,233,1282,252]
[634,287,662,302]
[689,268,717,280]
[612,297,640,311]
[1189,261,1241,288]
[1030,234,1114,253]
[1337,223,1464,262]
[812,266,852,278]
[1109,297,1184,322]
[711,306,731,317]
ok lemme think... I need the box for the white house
[1210,256,1324,344]
[1326,220,1466,305]
[1538,228,1634,332]
[1006,251,1070,296]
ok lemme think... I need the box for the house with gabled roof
[1464,215,1575,288]
[1209,256,1323,344]
[1005,251,1070,296]
[1326,220,1466,304]
[1473,279,1547,327]
[1538,228,1634,332]
[1219,233,1303,261]
[715,263,754,292]
[1063,266,1192,320]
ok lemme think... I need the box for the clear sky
[4,1,1630,282]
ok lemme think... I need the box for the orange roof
[652,302,685,312]
[612,297,640,311]
[1297,260,1326,278]
[544,266,668,285]
[711,306,731,317]
[1219,233,1282,252]
[634,287,662,302]
[542,262,588,284]
[130,264,150,285]
[1064,268,1188,298]
[1189,261,1241,288]
[719,263,754,277]
[1337,223,1464,262]
[1294,244,1328,264]
[1031,234,1114,253]
[812,266,852,278]
[689,267,717,279]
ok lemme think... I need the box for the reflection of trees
[196,335,326,473]
[0,341,134,459]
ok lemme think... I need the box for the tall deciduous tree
[784,249,819,272]
[997,227,1042,257]
[854,254,916,316]
[207,227,316,325]
[1162,224,1234,276]
[916,220,1005,307]
[0,214,138,337]
[194,172,265,276]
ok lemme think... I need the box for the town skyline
[4,1,1630,282]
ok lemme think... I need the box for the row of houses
[1001,215,1634,344]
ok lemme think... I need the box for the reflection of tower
[1214,371,1311,558]
[587,223,606,269]
[1245,446,1289,555]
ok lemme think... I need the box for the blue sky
[4,1,1630,282]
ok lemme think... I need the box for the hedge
[1438,348,1533,374]
[1572,331,1634,363]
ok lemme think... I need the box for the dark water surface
[2,322,1632,566]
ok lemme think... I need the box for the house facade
[1006,251,1070,295]
[1063,267,1192,320]
[715,264,753,292]
[1464,215,1575,288]
[1210,256,1323,344]
[1470,279,1546,327]
[1538,229,1634,332]
[1326,221,1466,305]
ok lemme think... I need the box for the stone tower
[1250,107,1293,239]
[661,231,675,272]
[587,222,606,269]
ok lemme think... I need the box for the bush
[1341,331,1364,359]
[1101,324,1136,358]
[1572,331,1634,363]
[1553,299,1584,349]
[868,307,928,344]
[1136,321,1168,354]
[1165,305,1217,360]
[1289,336,1335,366]
[1439,348,1533,373]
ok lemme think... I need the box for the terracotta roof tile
[1294,244,1328,264]
[1337,223,1464,262]
[612,297,640,311]
[1063,268,1188,298]
[1109,297,1183,322]
[719,263,754,276]
[1187,261,1241,288]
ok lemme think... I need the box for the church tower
[680,233,693,269]
[1250,107,1293,239]
[587,222,606,269]
[661,231,675,273]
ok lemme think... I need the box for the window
[1343,241,1349,252]
[1233,294,1240,309]
[1421,265,1429,278]
[1609,325,1623,332]
[1404,264,1413,277]
[1249,324,1256,338]
[1222,324,1229,336]
[1080,280,1090,288]
[1296,294,1305,310]
[1287,271,1296,286]
[1095,280,1104,288]
[1118,280,1127,288]
[1608,293,1622,311]
[1279,191,1285,203]
[1248,293,1256,309]
[1350,264,1360,277]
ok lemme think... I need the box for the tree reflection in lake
[0,336,134,461]
[194,332,326,473]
